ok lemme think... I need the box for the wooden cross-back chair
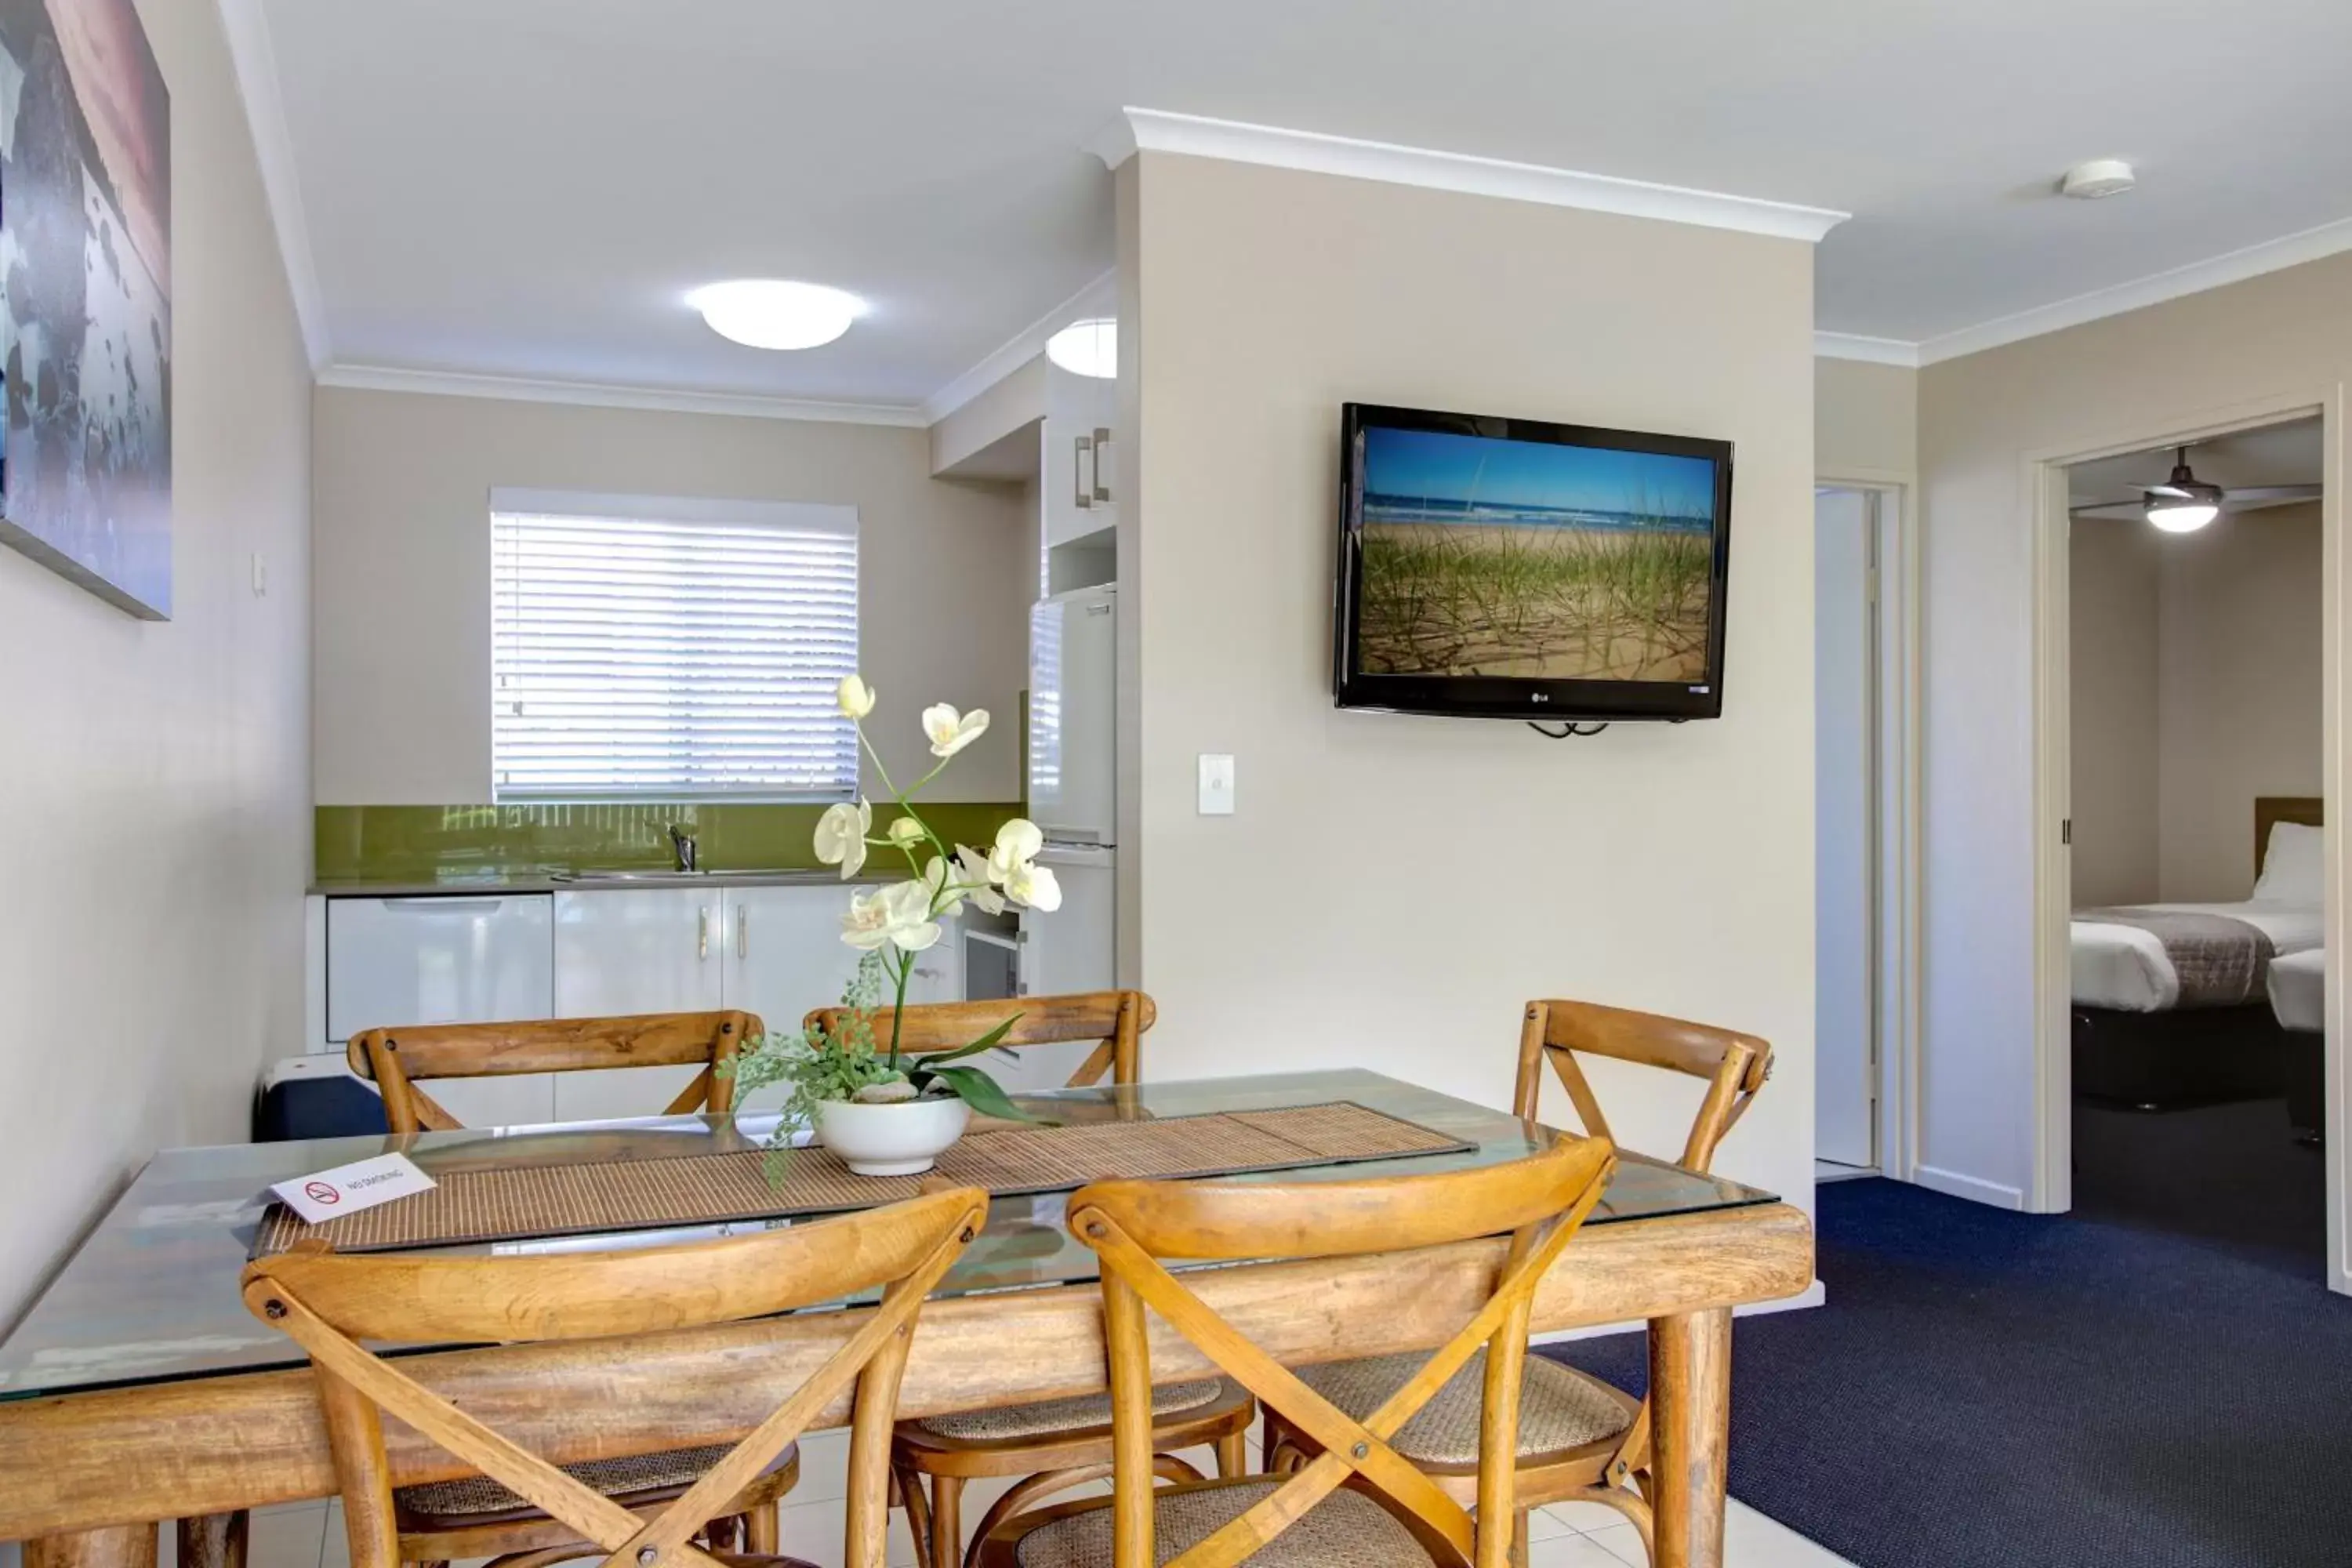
[243,1185,987,1568]
[1265,998,1773,1564]
[805,991,1155,1091]
[348,1011,763,1134]
[1514,999,1772,1174]
[811,993,1255,1568]
[978,1135,1618,1568]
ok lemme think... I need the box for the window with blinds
[490,489,859,801]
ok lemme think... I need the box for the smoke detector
[2060,159,2136,200]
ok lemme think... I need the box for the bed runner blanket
[2076,907,2276,1007]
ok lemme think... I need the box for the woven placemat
[251,1101,1469,1257]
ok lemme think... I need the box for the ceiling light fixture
[1047,318,1116,378]
[2059,158,2136,200]
[2146,499,2219,533]
[2143,446,2223,532]
[688,279,864,350]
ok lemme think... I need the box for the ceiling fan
[2070,445,2321,533]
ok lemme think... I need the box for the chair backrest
[1068,1136,1617,1568]
[805,991,1155,1089]
[244,1185,986,1568]
[1513,999,1770,1174]
[347,1011,764,1134]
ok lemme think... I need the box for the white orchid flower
[921,703,990,759]
[884,815,927,848]
[837,674,877,719]
[812,799,872,879]
[1004,860,1062,913]
[919,855,963,917]
[837,879,942,953]
[953,846,1007,916]
[987,818,1045,883]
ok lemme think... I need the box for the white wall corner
[1913,1164,2027,1211]
[920,268,1116,427]
[1814,332,1921,368]
[1918,214,2352,367]
[315,363,929,427]
[1088,107,1849,245]
[215,0,331,373]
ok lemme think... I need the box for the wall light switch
[250,552,269,597]
[1198,753,1235,816]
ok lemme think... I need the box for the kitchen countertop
[309,868,889,897]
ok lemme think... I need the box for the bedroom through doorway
[2062,414,2328,1275]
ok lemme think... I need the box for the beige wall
[0,0,313,1330]
[1917,250,2351,1208]
[2068,517,2161,906]
[2157,502,2324,901]
[312,390,1031,804]
[1816,358,1918,479]
[1121,152,1819,1215]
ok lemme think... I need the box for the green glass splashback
[315,802,1030,883]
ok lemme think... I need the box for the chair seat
[394,1441,797,1532]
[1006,1478,1438,1568]
[1294,1350,1636,1468]
[905,1376,1231,1445]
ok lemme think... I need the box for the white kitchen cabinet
[551,887,724,1123]
[429,1073,560,1128]
[722,884,862,1040]
[325,894,554,1044]
[553,887,725,1014]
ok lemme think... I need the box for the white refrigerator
[1027,584,1116,848]
[1002,585,1116,1031]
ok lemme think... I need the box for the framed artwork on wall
[0,0,172,619]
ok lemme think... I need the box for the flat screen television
[1333,403,1733,722]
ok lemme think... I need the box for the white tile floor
[220,1427,1858,1568]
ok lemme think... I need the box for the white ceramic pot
[813,1094,971,1176]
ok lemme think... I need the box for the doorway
[1816,481,1915,1182]
[2028,393,2347,1295]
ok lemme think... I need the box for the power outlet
[1197,753,1235,815]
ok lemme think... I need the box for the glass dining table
[0,1068,1810,1568]
[0,1068,1776,1403]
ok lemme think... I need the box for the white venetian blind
[490,488,859,801]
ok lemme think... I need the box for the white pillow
[2252,820,2325,904]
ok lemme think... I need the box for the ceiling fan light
[2147,499,2219,532]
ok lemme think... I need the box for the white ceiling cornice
[1813,332,1921,368]
[920,268,1116,426]
[215,0,329,372]
[317,364,929,427]
[1911,212,2352,366]
[1090,107,1849,245]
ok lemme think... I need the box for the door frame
[1819,469,1921,1184]
[2026,387,2347,1294]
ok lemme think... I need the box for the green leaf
[912,1013,1024,1069]
[918,1063,1054,1125]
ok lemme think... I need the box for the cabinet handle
[1092,427,1111,502]
[698,907,710,960]
[1074,435,1094,510]
[737,903,748,960]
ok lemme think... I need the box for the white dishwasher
[325,893,556,1046]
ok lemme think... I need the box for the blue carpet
[1541,1178,2352,1568]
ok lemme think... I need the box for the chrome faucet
[667,824,699,873]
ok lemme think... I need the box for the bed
[2267,946,2325,1143]
[2071,797,2322,1110]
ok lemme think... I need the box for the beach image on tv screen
[1356,426,1718,682]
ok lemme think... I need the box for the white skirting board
[1913,1164,2027,1211]
[1527,1279,1826,1348]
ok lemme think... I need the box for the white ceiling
[2068,416,2324,506]
[250,0,2352,411]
